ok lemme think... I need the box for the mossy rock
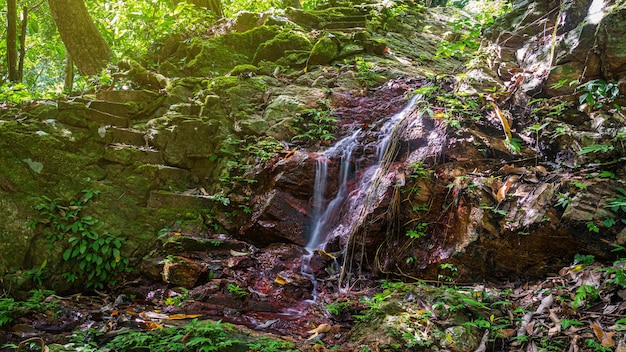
[182,38,248,76]
[222,25,282,59]
[308,35,341,66]
[229,64,259,76]
[252,31,313,65]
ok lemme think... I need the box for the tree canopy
[1,0,495,100]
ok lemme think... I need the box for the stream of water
[299,94,421,304]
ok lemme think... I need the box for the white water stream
[300,94,420,302]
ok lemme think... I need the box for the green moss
[308,36,340,66]
[252,31,313,65]
[222,25,281,58]
[183,38,248,76]
[229,64,258,76]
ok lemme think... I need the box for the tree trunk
[64,54,74,93]
[48,0,111,76]
[17,6,28,82]
[7,0,18,82]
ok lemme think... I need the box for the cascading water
[299,94,421,303]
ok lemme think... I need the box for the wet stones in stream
[136,231,336,336]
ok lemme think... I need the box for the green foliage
[27,190,129,290]
[292,100,337,142]
[353,57,384,88]
[438,263,458,283]
[227,283,248,298]
[367,1,409,31]
[555,193,571,208]
[598,245,626,289]
[326,301,354,316]
[435,21,481,60]
[242,136,283,163]
[165,288,189,307]
[573,284,599,310]
[0,289,57,327]
[247,337,298,352]
[409,162,432,179]
[585,338,613,352]
[578,144,614,155]
[577,79,620,109]
[607,187,626,213]
[106,319,236,351]
[0,83,35,103]
[558,319,582,329]
[480,204,508,216]
[586,221,600,234]
[573,253,595,266]
[98,318,295,352]
[505,137,523,154]
[406,222,428,239]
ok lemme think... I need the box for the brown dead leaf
[274,274,288,285]
[500,164,529,175]
[531,165,548,177]
[491,179,503,200]
[166,314,203,320]
[496,176,518,203]
[307,323,331,335]
[496,184,509,203]
[142,321,164,330]
[590,323,615,347]
[500,328,516,338]
[305,323,332,341]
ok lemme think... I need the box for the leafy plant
[577,79,620,109]
[104,319,249,352]
[607,187,626,213]
[558,319,582,329]
[578,144,614,155]
[27,190,129,290]
[242,136,283,163]
[573,284,599,309]
[555,193,572,208]
[227,283,248,298]
[585,338,613,352]
[527,122,549,148]
[406,222,428,239]
[586,221,600,234]
[598,245,626,289]
[165,288,189,307]
[326,301,354,316]
[409,162,432,179]
[353,57,384,87]
[573,254,595,266]
[292,100,337,142]
[0,290,57,327]
[438,263,458,283]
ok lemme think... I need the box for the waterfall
[299,94,421,301]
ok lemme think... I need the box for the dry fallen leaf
[274,274,288,285]
[229,249,249,257]
[166,314,203,320]
[590,323,615,347]
[306,323,332,341]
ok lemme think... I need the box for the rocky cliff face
[1,0,626,301]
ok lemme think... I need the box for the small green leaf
[63,248,72,261]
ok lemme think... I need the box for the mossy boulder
[307,35,341,66]
[252,31,313,65]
